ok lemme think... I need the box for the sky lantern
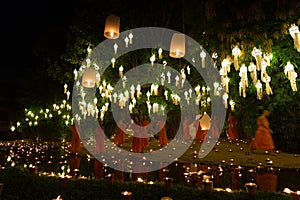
[104,14,120,39]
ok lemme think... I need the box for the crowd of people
[69,109,276,178]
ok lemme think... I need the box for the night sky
[1,0,73,97]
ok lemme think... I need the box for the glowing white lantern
[232,46,241,70]
[200,50,206,68]
[289,24,300,52]
[169,33,185,58]
[229,100,235,112]
[119,65,124,78]
[111,58,116,68]
[255,80,263,100]
[150,54,155,66]
[251,47,262,71]
[104,14,120,39]
[262,75,272,95]
[248,62,257,84]
[128,32,133,44]
[82,67,96,88]
[158,48,163,59]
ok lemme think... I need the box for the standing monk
[70,123,82,175]
[157,119,168,146]
[94,120,105,178]
[250,110,275,154]
[115,119,126,146]
[227,112,238,141]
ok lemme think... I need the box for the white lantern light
[169,33,185,58]
[104,14,120,39]
[200,50,206,68]
[232,46,241,70]
[289,24,300,52]
[251,47,262,71]
[82,67,96,88]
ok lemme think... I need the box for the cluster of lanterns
[10,100,73,133]
[10,15,299,133]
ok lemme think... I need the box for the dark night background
[0,0,74,137]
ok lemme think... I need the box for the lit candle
[121,191,132,200]
[245,182,257,197]
[203,179,213,193]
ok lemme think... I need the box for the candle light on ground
[203,179,213,193]
[121,191,132,200]
[245,182,257,196]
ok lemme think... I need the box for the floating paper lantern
[104,14,120,39]
[82,67,96,88]
[169,33,185,58]
[200,113,211,130]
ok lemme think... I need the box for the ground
[112,135,300,169]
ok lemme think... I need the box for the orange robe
[131,122,143,153]
[70,124,82,153]
[194,121,207,141]
[94,125,105,179]
[227,115,238,140]
[157,120,168,145]
[141,118,149,147]
[115,122,126,145]
[95,126,105,153]
[250,116,275,151]
[183,119,191,141]
[70,124,82,175]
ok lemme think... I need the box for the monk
[157,119,168,146]
[250,110,275,154]
[141,115,149,148]
[70,123,82,154]
[131,117,143,153]
[115,119,126,146]
[70,123,82,175]
[227,112,238,141]
[183,117,191,141]
[94,121,105,178]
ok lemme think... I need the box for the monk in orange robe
[131,117,143,153]
[94,121,105,179]
[194,120,207,142]
[157,119,168,146]
[115,120,126,146]
[141,115,149,148]
[183,117,191,141]
[227,112,238,140]
[250,110,275,154]
[70,123,82,175]
[70,124,82,153]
